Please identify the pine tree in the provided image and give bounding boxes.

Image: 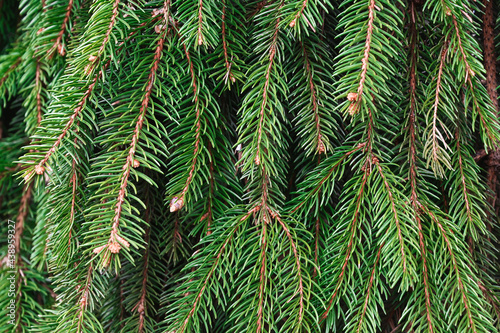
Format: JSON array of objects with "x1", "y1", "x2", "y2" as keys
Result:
[{"x1": 1, "y1": 0, "x2": 500, "y2": 332}]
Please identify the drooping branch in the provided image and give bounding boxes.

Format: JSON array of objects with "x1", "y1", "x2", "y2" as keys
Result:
[
  {"x1": 254, "y1": 7, "x2": 281, "y2": 166},
  {"x1": 407, "y1": 0, "x2": 419, "y2": 204},
  {"x1": 356, "y1": 244, "x2": 382, "y2": 333},
  {"x1": 131, "y1": 225, "x2": 151, "y2": 333},
  {"x1": 102, "y1": 33, "x2": 166, "y2": 253},
  {"x1": 14, "y1": 183, "x2": 33, "y2": 260},
  {"x1": 289, "y1": 0, "x2": 308, "y2": 28},
  {"x1": 35, "y1": 60, "x2": 42, "y2": 124},
  {"x1": 446, "y1": 7, "x2": 498, "y2": 145},
  {"x1": 455, "y1": 136, "x2": 473, "y2": 224},
  {"x1": 169, "y1": 43, "x2": 202, "y2": 212},
  {"x1": 322, "y1": 170, "x2": 369, "y2": 320},
  {"x1": 0, "y1": 57, "x2": 21, "y2": 88},
  {"x1": 50, "y1": 0, "x2": 74, "y2": 57},
  {"x1": 95, "y1": 0, "x2": 121, "y2": 59},
  {"x1": 29, "y1": 67, "x2": 103, "y2": 178},
  {"x1": 313, "y1": 216, "x2": 320, "y2": 278},
  {"x1": 291, "y1": 143, "x2": 366, "y2": 214},
  {"x1": 430, "y1": 39, "x2": 449, "y2": 163},
  {"x1": 256, "y1": 221, "x2": 268, "y2": 333},
  {"x1": 376, "y1": 164, "x2": 408, "y2": 272},
  {"x1": 424, "y1": 207, "x2": 477, "y2": 332},
  {"x1": 221, "y1": 0, "x2": 234, "y2": 83},
  {"x1": 201, "y1": 142, "x2": 215, "y2": 235},
  {"x1": 177, "y1": 223, "x2": 241, "y2": 331},
  {"x1": 301, "y1": 41, "x2": 324, "y2": 154},
  {"x1": 76, "y1": 264, "x2": 94, "y2": 333},
  {"x1": 349, "y1": 0, "x2": 375, "y2": 115},
  {"x1": 451, "y1": 15, "x2": 474, "y2": 80},
  {"x1": 67, "y1": 157, "x2": 77, "y2": 249},
  {"x1": 197, "y1": 0, "x2": 204, "y2": 45},
  {"x1": 276, "y1": 214, "x2": 304, "y2": 325},
  {"x1": 407, "y1": 3, "x2": 433, "y2": 330}
]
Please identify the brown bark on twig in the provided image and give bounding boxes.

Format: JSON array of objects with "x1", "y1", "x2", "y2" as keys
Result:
[{"x1": 482, "y1": 0, "x2": 500, "y2": 216}]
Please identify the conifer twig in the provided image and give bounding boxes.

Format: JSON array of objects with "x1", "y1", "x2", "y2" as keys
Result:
[
  {"x1": 51, "y1": 0, "x2": 74, "y2": 57},
  {"x1": 408, "y1": 4, "x2": 433, "y2": 329},
  {"x1": 349, "y1": 0, "x2": 375, "y2": 115},
  {"x1": 0, "y1": 57, "x2": 21, "y2": 88},
  {"x1": 105, "y1": 30, "x2": 166, "y2": 253},
  {"x1": 255, "y1": 4, "x2": 281, "y2": 166},
  {"x1": 356, "y1": 244, "x2": 383, "y2": 333}
]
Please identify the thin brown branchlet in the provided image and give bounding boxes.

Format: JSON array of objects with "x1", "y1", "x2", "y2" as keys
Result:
[
  {"x1": 169, "y1": 18, "x2": 203, "y2": 213},
  {"x1": 50, "y1": 0, "x2": 74, "y2": 57},
  {"x1": 346, "y1": 0, "x2": 376, "y2": 116}
]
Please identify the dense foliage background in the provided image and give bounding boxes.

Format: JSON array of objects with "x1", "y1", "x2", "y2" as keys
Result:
[{"x1": 1, "y1": 0, "x2": 500, "y2": 332}]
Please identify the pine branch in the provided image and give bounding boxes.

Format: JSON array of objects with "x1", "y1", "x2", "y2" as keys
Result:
[
  {"x1": 349, "y1": 244, "x2": 383, "y2": 333},
  {"x1": 176, "y1": 0, "x2": 220, "y2": 48},
  {"x1": 85, "y1": 10, "x2": 172, "y2": 270},
  {"x1": 20, "y1": 64, "x2": 103, "y2": 181},
  {"x1": 424, "y1": 205, "x2": 495, "y2": 332},
  {"x1": 285, "y1": 0, "x2": 325, "y2": 35},
  {"x1": 209, "y1": 0, "x2": 246, "y2": 89},
  {"x1": 1, "y1": 1, "x2": 500, "y2": 331},
  {"x1": 165, "y1": 209, "x2": 245, "y2": 332},
  {"x1": 321, "y1": 170, "x2": 369, "y2": 322},
  {"x1": 399, "y1": 4, "x2": 436, "y2": 330},
  {"x1": 424, "y1": 38, "x2": 452, "y2": 176},
  {"x1": 50, "y1": 0, "x2": 75, "y2": 57},
  {"x1": 35, "y1": 0, "x2": 81, "y2": 59}
]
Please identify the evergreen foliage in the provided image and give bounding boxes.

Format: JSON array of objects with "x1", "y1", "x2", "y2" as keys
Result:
[{"x1": 1, "y1": 0, "x2": 500, "y2": 332}]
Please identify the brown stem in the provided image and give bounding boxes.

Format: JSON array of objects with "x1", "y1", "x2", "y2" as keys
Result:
[
  {"x1": 35, "y1": 60, "x2": 42, "y2": 124},
  {"x1": 301, "y1": 42, "x2": 324, "y2": 154},
  {"x1": 290, "y1": 0, "x2": 308, "y2": 27},
  {"x1": 256, "y1": 222, "x2": 267, "y2": 333},
  {"x1": 451, "y1": 8, "x2": 497, "y2": 144},
  {"x1": 132, "y1": 219, "x2": 151, "y2": 333},
  {"x1": 482, "y1": 0, "x2": 498, "y2": 111},
  {"x1": 96, "y1": 0, "x2": 120, "y2": 58},
  {"x1": 0, "y1": 57, "x2": 21, "y2": 88},
  {"x1": 15, "y1": 183, "x2": 33, "y2": 259},
  {"x1": 424, "y1": 207, "x2": 477, "y2": 333},
  {"x1": 408, "y1": 3, "x2": 433, "y2": 330},
  {"x1": 51, "y1": 0, "x2": 74, "y2": 57},
  {"x1": 32, "y1": 66, "x2": 103, "y2": 178},
  {"x1": 276, "y1": 214, "x2": 304, "y2": 325},
  {"x1": 221, "y1": 0, "x2": 234, "y2": 83},
  {"x1": 452, "y1": 15, "x2": 474, "y2": 79},
  {"x1": 173, "y1": 43, "x2": 202, "y2": 208},
  {"x1": 197, "y1": 0, "x2": 204, "y2": 45},
  {"x1": 482, "y1": 0, "x2": 499, "y2": 217},
  {"x1": 356, "y1": 244, "x2": 383, "y2": 333},
  {"x1": 322, "y1": 100, "x2": 376, "y2": 321},
  {"x1": 313, "y1": 216, "x2": 320, "y2": 278},
  {"x1": 67, "y1": 158, "x2": 77, "y2": 249},
  {"x1": 204, "y1": 143, "x2": 215, "y2": 235},
  {"x1": 12, "y1": 183, "x2": 33, "y2": 332},
  {"x1": 322, "y1": 170, "x2": 368, "y2": 321},
  {"x1": 76, "y1": 264, "x2": 93, "y2": 333},
  {"x1": 376, "y1": 164, "x2": 407, "y2": 272},
  {"x1": 351, "y1": 0, "x2": 375, "y2": 114},
  {"x1": 255, "y1": 4, "x2": 282, "y2": 165},
  {"x1": 431, "y1": 39, "x2": 449, "y2": 162},
  {"x1": 108, "y1": 32, "x2": 166, "y2": 250}
]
